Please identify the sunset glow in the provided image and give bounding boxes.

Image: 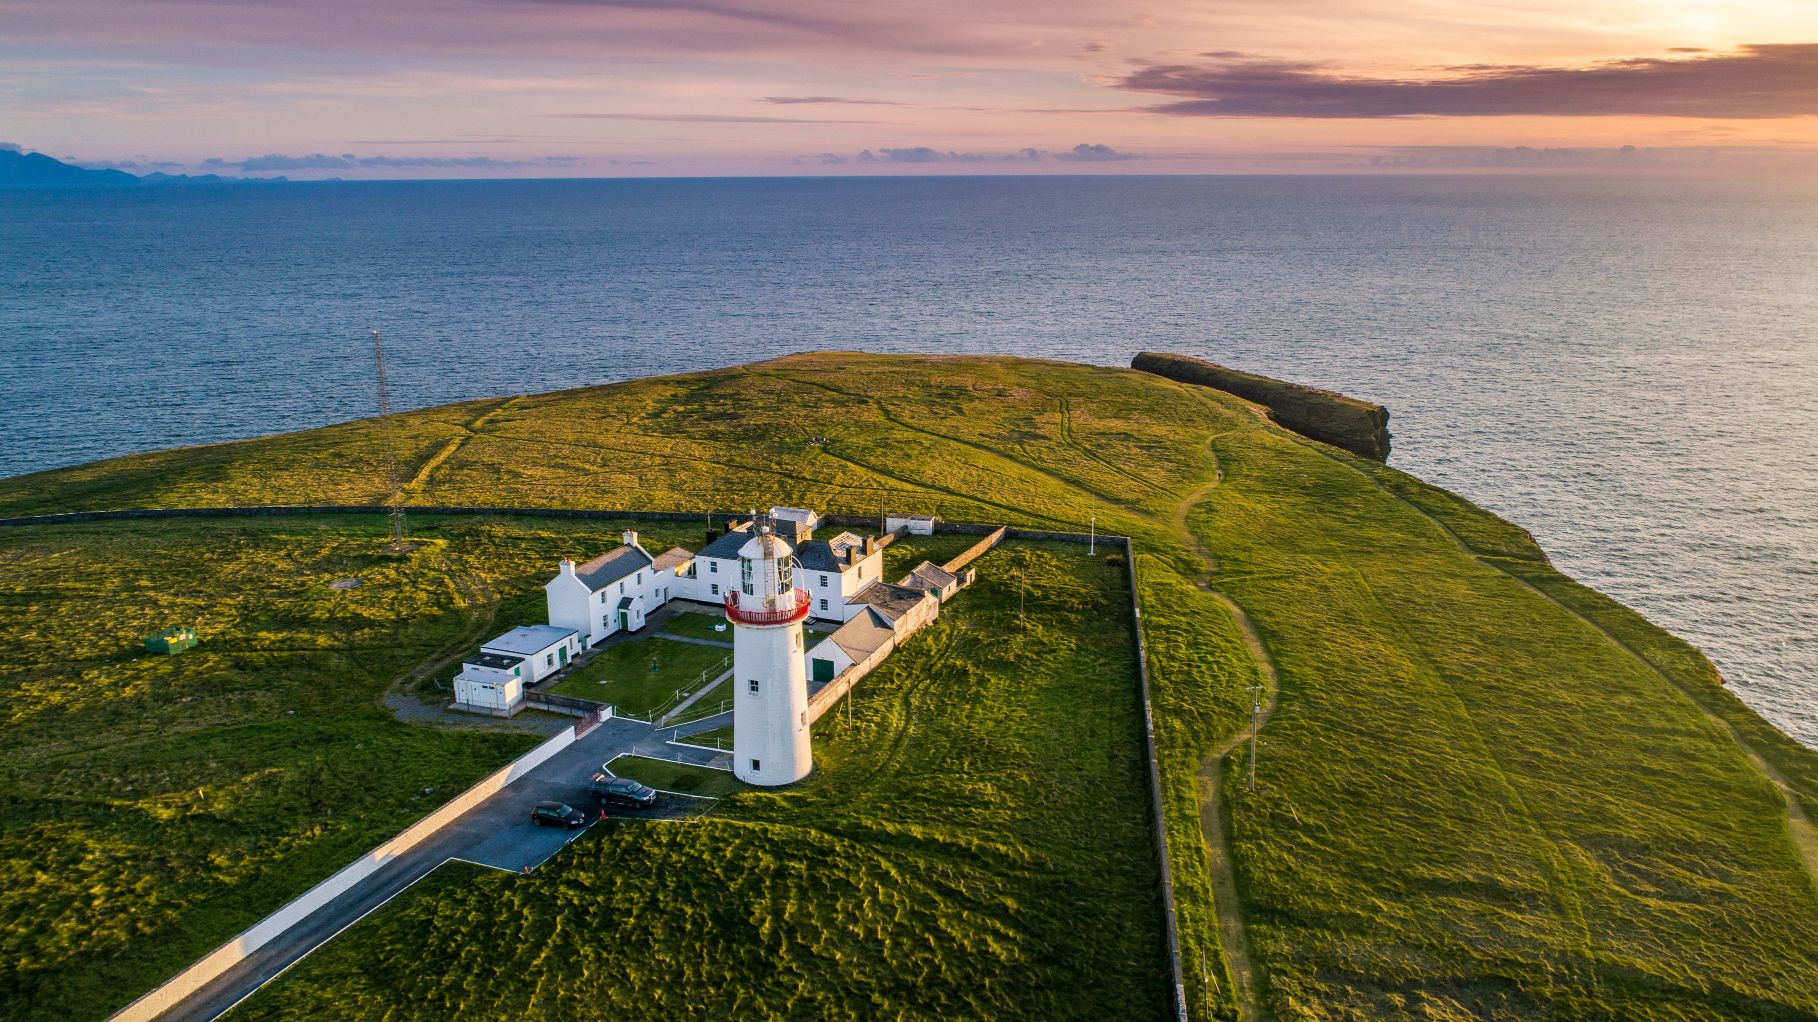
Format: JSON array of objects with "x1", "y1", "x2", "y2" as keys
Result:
[{"x1": 5, "y1": 0, "x2": 1817, "y2": 175}]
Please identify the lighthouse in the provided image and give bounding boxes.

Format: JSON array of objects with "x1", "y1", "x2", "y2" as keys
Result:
[{"x1": 726, "y1": 515, "x2": 813, "y2": 786}]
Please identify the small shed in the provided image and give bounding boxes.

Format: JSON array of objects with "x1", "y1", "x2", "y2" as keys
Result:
[{"x1": 145, "y1": 626, "x2": 199, "y2": 655}]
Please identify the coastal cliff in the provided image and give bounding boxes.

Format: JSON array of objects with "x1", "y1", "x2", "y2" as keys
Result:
[{"x1": 1132, "y1": 351, "x2": 1392, "y2": 461}]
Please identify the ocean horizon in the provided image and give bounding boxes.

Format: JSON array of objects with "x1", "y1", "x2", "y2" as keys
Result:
[{"x1": 4, "y1": 173, "x2": 1815, "y2": 745}]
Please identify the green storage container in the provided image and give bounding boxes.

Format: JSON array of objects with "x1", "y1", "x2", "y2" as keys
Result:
[{"x1": 146, "y1": 626, "x2": 199, "y2": 655}]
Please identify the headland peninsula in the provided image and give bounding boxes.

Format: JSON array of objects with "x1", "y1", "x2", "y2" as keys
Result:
[{"x1": 2, "y1": 352, "x2": 1814, "y2": 1022}]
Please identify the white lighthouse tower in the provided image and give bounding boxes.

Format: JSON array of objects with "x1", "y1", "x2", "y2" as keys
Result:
[{"x1": 726, "y1": 514, "x2": 813, "y2": 786}]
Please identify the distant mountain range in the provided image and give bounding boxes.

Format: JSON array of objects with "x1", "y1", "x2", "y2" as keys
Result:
[{"x1": 0, "y1": 149, "x2": 285, "y2": 187}]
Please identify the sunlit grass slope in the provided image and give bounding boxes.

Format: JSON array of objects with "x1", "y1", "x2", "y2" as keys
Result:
[
  {"x1": 0, "y1": 515, "x2": 702, "y2": 1022},
  {"x1": 5, "y1": 352, "x2": 1816, "y2": 1020},
  {"x1": 229, "y1": 543, "x2": 1170, "y2": 1022}
]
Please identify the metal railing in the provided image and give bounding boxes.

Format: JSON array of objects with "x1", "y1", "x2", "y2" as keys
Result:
[{"x1": 723, "y1": 589, "x2": 811, "y2": 625}]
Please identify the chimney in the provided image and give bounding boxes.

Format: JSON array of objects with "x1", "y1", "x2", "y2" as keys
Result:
[
  {"x1": 622, "y1": 529, "x2": 639, "y2": 549},
  {"x1": 864, "y1": 536, "x2": 876, "y2": 555},
  {"x1": 559, "y1": 558, "x2": 576, "y2": 576},
  {"x1": 705, "y1": 528, "x2": 720, "y2": 545},
  {"x1": 847, "y1": 545, "x2": 859, "y2": 567}
]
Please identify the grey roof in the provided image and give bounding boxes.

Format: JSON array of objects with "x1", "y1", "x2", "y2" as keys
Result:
[
  {"x1": 650, "y1": 547, "x2": 694, "y2": 573},
  {"x1": 848, "y1": 581, "x2": 930, "y2": 623},
  {"x1": 826, "y1": 608, "x2": 895, "y2": 659},
  {"x1": 797, "y1": 532, "x2": 868, "y2": 573},
  {"x1": 572, "y1": 545, "x2": 653, "y2": 590},
  {"x1": 617, "y1": 595, "x2": 634, "y2": 610},
  {"x1": 900, "y1": 561, "x2": 958, "y2": 591},
  {"x1": 483, "y1": 624, "x2": 577, "y2": 656},
  {"x1": 697, "y1": 524, "x2": 752, "y2": 560},
  {"x1": 465, "y1": 651, "x2": 523, "y2": 670}
]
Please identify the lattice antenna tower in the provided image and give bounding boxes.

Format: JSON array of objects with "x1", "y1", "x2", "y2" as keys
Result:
[{"x1": 371, "y1": 330, "x2": 407, "y2": 544}]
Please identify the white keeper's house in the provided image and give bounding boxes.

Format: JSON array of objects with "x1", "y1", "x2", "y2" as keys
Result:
[{"x1": 546, "y1": 529, "x2": 695, "y2": 648}]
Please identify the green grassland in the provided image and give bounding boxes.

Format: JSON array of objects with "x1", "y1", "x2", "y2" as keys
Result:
[
  {"x1": 543, "y1": 636, "x2": 731, "y2": 717},
  {"x1": 5, "y1": 351, "x2": 1817, "y2": 1020},
  {"x1": 0, "y1": 514, "x2": 702, "y2": 1021},
  {"x1": 654, "y1": 607, "x2": 734, "y2": 642},
  {"x1": 228, "y1": 542, "x2": 1169, "y2": 1021},
  {"x1": 603, "y1": 755, "x2": 742, "y2": 798}
]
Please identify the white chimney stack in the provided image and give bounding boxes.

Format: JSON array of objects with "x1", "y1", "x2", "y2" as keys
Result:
[
  {"x1": 559, "y1": 558, "x2": 576, "y2": 576},
  {"x1": 622, "y1": 529, "x2": 639, "y2": 548}
]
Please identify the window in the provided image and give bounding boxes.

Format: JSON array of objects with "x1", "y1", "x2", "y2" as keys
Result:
[
  {"x1": 599, "y1": 592, "x2": 607, "y2": 604},
  {"x1": 819, "y1": 598, "x2": 828, "y2": 611},
  {"x1": 819, "y1": 574, "x2": 828, "y2": 587},
  {"x1": 748, "y1": 678, "x2": 760, "y2": 693},
  {"x1": 800, "y1": 711, "x2": 807, "y2": 726},
  {"x1": 751, "y1": 758, "x2": 760, "y2": 772},
  {"x1": 636, "y1": 572, "x2": 643, "y2": 584},
  {"x1": 709, "y1": 561, "x2": 718, "y2": 573},
  {"x1": 619, "y1": 581, "x2": 625, "y2": 594},
  {"x1": 710, "y1": 583, "x2": 719, "y2": 596},
  {"x1": 603, "y1": 614, "x2": 610, "y2": 628},
  {"x1": 545, "y1": 653, "x2": 555, "y2": 667}
]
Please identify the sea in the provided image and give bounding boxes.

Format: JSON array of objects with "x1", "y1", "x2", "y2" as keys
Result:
[{"x1": 3, "y1": 175, "x2": 1815, "y2": 745}]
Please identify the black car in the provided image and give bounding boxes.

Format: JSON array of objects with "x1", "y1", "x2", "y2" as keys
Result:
[
  {"x1": 529, "y1": 800, "x2": 587, "y2": 828},
  {"x1": 590, "y1": 774, "x2": 659, "y2": 810}
]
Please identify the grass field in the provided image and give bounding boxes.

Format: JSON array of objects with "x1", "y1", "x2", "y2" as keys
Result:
[
  {"x1": 6, "y1": 352, "x2": 1817, "y2": 1021},
  {"x1": 544, "y1": 636, "x2": 731, "y2": 717},
  {"x1": 654, "y1": 608, "x2": 734, "y2": 643},
  {"x1": 227, "y1": 542, "x2": 1172, "y2": 1021},
  {"x1": 604, "y1": 755, "x2": 741, "y2": 798},
  {"x1": 0, "y1": 513, "x2": 702, "y2": 1022}
]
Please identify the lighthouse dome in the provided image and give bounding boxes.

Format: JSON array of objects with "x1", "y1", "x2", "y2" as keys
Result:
[{"x1": 737, "y1": 529, "x2": 794, "y2": 561}]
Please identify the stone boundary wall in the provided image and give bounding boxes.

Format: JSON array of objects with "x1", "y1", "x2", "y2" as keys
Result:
[
  {"x1": 16, "y1": 504, "x2": 1189, "y2": 1022},
  {"x1": 939, "y1": 526, "x2": 1007, "y2": 574},
  {"x1": 106, "y1": 724, "x2": 581, "y2": 1022},
  {"x1": 1124, "y1": 536, "x2": 1191, "y2": 1022}
]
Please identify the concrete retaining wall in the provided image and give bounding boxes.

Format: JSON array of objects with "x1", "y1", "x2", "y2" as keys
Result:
[{"x1": 107, "y1": 725, "x2": 580, "y2": 1022}]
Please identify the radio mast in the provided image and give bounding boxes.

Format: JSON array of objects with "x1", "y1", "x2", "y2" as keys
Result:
[{"x1": 371, "y1": 329, "x2": 407, "y2": 546}]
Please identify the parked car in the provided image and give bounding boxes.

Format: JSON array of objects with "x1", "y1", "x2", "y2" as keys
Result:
[
  {"x1": 529, "y1": 800, "x2": 587, "y2": 828},
  {"x1": 590, "y1": 774, "x2": 659, "y2": 810}
]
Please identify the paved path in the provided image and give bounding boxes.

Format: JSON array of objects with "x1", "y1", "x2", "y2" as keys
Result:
[
  {"x1": 658, "y1": 634, "x2": 734, "y2": 649},
  {"x1": 150, "y1": 717, "x2": 723, "y2": 1022}
]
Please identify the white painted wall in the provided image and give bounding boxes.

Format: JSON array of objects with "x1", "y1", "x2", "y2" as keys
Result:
[
  {"x1": 886, "y1": 515, "x2": 937, "y2": 536},
  {"x1": 453, "y1": 672, "x2": 522, "y2": 711}
]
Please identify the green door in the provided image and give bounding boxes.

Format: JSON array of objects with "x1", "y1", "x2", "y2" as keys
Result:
[
  {"x1": 558, "y1": 646, "x2": 569, "y2": 665},
  {"x1": 812, "y1": 658, "x2": 835, "y2": 683},
  {"x1": 618, "y1": 610, "x2": 630, "y2": 631}
]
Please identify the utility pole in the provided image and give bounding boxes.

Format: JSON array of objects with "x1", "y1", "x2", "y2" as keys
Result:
[
  {"x1": 1017, "y1": 567, "x2": 1026, "y2": 629},
  {"x1": 370, "y1": 330, "x2": 406, "y2": 547},
  {"x1": 1247, "y1": 683, "x2": 1265, "y2": 791}
]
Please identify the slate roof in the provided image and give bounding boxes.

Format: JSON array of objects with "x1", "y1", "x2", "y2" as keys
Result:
[
  {"x1": 825, "y1": 608, "x2": 895, "y2": 659},
  {"x1": 797, "y1": 531, "x2": 869, "y2": 573},
  {"x1": 650, "y1": 546, "x2": 694, "y2": 573},
  {"x1": 697, "y1": 523, "x2": 752, "y2": 560},
  {"x1": 847, "y1": 581, "x2": 930, "y2": 623},
  {"x1": 484, "y1": 624, "x2": 577, "y2": 656},
  {"x1": 617, "y1": 595, "x2": 635, "y2": 610},
  {"x1": 573, "y1": 545, "x2": 652, "y2": 591},
  {"x1": 900, "y1": 561, "x2": 958, "y2": 592}
]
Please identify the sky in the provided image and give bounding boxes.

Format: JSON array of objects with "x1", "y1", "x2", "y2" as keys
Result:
[{"x1": 4, "y1": 0, "x2": 1817, "y2": 177}]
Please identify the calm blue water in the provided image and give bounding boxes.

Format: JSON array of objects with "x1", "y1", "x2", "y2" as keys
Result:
[{"x1": 3, "y1": 176, "x2": 1816, "y2": 744}]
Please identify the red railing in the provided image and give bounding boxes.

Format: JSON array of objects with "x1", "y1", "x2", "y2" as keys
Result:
[{"x1": 724, "y1": 589, "x2": 811, "y2": 626}]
